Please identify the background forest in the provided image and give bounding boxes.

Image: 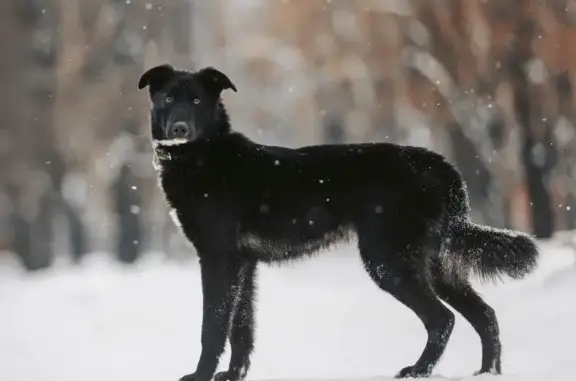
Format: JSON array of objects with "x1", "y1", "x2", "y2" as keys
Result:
[{"x1": 1, "y1": 0, "x2": 575, "y2": 270}]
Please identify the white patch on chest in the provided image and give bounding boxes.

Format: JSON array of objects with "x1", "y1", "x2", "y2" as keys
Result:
[{"x1": 169, "y1": 208, "x2": 183, "y2": 228}]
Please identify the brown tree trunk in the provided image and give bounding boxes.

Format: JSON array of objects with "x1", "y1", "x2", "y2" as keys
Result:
[{"x1": 508, "y1": 9, "x2": 556, "y2": 238}]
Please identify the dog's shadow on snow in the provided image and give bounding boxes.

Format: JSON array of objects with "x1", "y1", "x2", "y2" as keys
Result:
[{"x1": 250, "y1": 375, "x2": 471, "y2": 381}]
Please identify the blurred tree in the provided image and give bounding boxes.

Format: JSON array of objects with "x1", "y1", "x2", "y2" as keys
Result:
[
  {"x1": 323, "y1": 116, "x2": 347, "y2": 144},
  {"x1": 3, "y1": 0, "x2": 576, "y2": 269},
  {"x1": 52, "y1": 0, "x2": 184, "y2": 260},
  {"x1": 508, "y1": 2, "x2": 556, "y2": 238},
  {"x1": 0, "y1": 0, "x2": 98, "y2": 269},
  {"x1": 1, "y1": 0, "x2": 58, "y2": 270},
  {"x1": 112, "y1": 164, "x2": 142, "y2": 264}
]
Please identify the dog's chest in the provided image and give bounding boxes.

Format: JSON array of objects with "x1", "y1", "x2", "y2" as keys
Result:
[
  {"x1": 156, "y1": 167, "x2": 206, "y2": 231},
  {"x1": 156, "y1": 164, "x2": 208, "y2": 203}
]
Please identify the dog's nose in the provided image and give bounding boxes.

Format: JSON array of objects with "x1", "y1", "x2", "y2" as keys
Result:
[{"x1": 171, "y1": 122, "x2": 189, "y2": 138}]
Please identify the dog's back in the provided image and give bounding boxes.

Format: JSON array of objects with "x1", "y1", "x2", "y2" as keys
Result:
[{"x1": 156, "y1": 133, "x2": 459, "y2": 259}]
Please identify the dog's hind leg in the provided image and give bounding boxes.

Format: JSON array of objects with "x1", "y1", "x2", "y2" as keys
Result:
[
  {"x1": 359, "y1": 240, "x2": 455, "y2": 378},
  {"x1": 431, "y1": 266, "x2": 502, "y2": 376},
  {"x1": 214, "y1": 260, "x2": 258, "y2": 381}
]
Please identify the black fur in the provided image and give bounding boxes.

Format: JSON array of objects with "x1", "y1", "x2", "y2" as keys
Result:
[{"x1": 138, "y1": 64, "x2": 540, "y2": 381}]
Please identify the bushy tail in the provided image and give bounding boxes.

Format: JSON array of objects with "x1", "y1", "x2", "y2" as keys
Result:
[{"x1": 441, "y1": 219, "x2": 540, "y2": 282}]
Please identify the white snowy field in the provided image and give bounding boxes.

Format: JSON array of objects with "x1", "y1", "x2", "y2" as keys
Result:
[{"x1": 0, "y1": 241, "x2": 575, "y2": 381}]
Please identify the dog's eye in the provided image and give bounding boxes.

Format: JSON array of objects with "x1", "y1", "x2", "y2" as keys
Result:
[
  {"x1": 193, "y1": 99, "x2": 201, "y2": 105},
  {"x1": 165, "y1": 96, "x2": 174, "y2": 104}
]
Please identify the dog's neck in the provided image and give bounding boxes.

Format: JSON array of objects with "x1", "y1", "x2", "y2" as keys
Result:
[
  {"x1": 152, "y1": 130, "x2": 253, "y2": 171},
  {"x1": 153, "y1": 134, "x2": 224, "y2": 161},
  {"x1": 152, "y1": 136, "x2": 218, "y2": 173}
]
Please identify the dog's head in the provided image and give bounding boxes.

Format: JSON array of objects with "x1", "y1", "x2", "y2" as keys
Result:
[{"x1": 138, "y1": 64, "x2": 237, "y2": 145}]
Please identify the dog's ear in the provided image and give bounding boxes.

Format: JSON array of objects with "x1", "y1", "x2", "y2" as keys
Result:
[
  {"x1": 138, "y1": 64, "x2": 175, "y2": 93},
  {"x1": 196, "y1": 67, "x2": 237, "y2": 97}
]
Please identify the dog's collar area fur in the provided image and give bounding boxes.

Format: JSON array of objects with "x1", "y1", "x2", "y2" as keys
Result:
[
  {"x1": 152, "y1": 132, "x2": 248, "y2": 161},
  {"x1": 152, "y1": 139, "x2": 192, "y2": 162},
  {"x1": 153, "y1": 138, "x2": 189, "y2": 147},
  {"x1": 152, "y1": 136, "x2": 221, "y2": 165}
]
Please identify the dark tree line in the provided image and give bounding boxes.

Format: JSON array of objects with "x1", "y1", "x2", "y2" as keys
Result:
[
  {"x1": 0, "y1": 0, "x2": 190, "y2": 270},
  {"x1": 2, "y1": 0, "x2": 575, "y2": 271}
]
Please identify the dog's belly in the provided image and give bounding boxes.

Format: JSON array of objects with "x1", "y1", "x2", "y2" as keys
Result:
[
  {"x1": 237, "y1": 202, "x2": 357, "y2": 261},
  {"x1": 237, "y1": 224, "x2": 354, "y2": 261}
]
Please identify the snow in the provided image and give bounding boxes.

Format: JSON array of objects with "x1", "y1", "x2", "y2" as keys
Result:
[{"x1": 0, "y1": 241, "x2": 575, "y2": 381}]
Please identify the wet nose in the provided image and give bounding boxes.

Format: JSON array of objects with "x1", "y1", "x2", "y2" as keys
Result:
[{"x1": 171, "y1": 122, "x2": 189, "y2": 138}]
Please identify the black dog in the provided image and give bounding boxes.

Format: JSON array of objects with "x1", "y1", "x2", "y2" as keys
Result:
[{"x1": 138, "y1": 64, "x2": 540, "y2": 381}]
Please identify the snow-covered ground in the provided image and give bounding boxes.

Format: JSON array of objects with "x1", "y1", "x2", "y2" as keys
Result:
[{"x1": 0, "y1": 241, "x2": 575, "y2": 381}]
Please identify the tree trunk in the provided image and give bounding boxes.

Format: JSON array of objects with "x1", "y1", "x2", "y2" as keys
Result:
[
  {"x1": 112, "y1": 164, "x2": 143, "y2": 264},
  {"x1": 447, "y1": 124, "x2": 493, "y2": 224},
  {"x1": 509, "y1": 17, "x2": 555, "y2": 238},
  {"x1": 323, "y1": 117, "x2": 347, "y2": 144},
  {"x1": 1, "y1": 0, "x2": 61, "y2": 270}
]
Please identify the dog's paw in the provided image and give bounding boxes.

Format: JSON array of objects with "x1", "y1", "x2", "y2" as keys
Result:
[
  {"x1": 473, "y1": 368, "x2": 502, "y2": 376},
  {"x1": 214, "y1": 371, "x2": 233, "y2": 381},
  {"x1": 214, "y1": 370, "x2": 245, "y2": 381},
  {"x1": 395, "y1": 365, "x2": 431, "y2": 379},
  {"x1": 179, "y1": 373, "x2": 197, "y2": 381}
]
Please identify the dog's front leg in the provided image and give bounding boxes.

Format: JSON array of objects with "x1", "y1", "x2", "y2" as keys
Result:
[
  {"x1": 180, "y1": 257, "x2": 243, "y2": 381},
  {"x1": 214, "y1": 260, "x2": 257, "y2": 381}
]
